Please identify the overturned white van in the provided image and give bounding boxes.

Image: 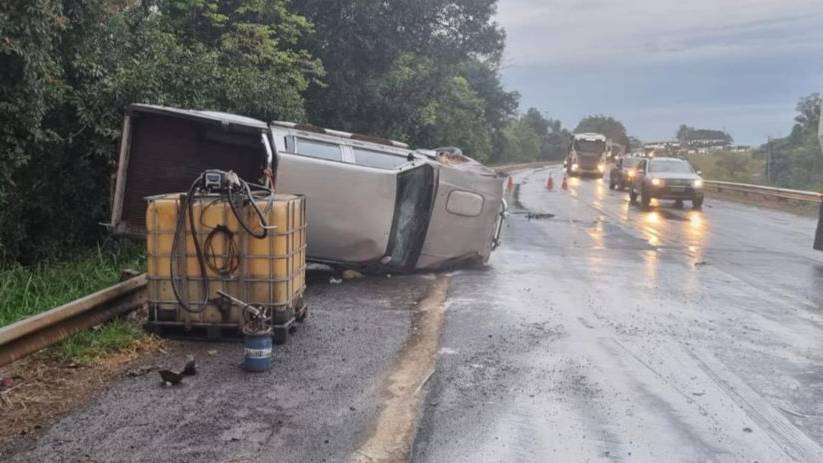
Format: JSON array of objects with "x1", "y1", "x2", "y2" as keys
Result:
[{"x1": 110, "y1": 104, "x2": 505, "y2": 272}]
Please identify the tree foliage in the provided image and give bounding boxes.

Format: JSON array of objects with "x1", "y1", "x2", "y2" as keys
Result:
[
  {"x1": 760, "y1": 93, "x2": 822, "y2": 191},
  {"x1": 499, "y1": 108, "x2": 571, "y2": 163},
  {"x1": 290, "y1": 0, "x2": 515, "y2": 162},
  {"x1": 0, "y1": 0, "x2": 320, "y2": 262},
  {"x1": 676, "y1": 125, "x2": 733, "y2": 144},
  {"x1": 574, "y1": 115, "x2": 629, "y2": 148}
]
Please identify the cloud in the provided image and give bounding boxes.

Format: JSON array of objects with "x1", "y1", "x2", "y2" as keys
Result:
[
  {"x1": 496, "y1": 0, "x2": 823, "y2": 145},
  {"x1": 498, "y1": 0, "x2": 823, "y2": 66}
]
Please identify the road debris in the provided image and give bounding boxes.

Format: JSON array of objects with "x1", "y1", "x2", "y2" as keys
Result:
[
  {"x1": 181, "y1": 355, "x2": 196, "y2": 376},
  {"x1": 158, "y1": 355, "x2": 197, "y2": 386},
  {"x1": 342, "y1": 269, "x2": 364, "y2": 280},
  {"x1": 330, "y1": 277, "x2": 343, "y2": 285},
  {"x1": 159, "y1": 370, "x2": 183, "y2": 386}
]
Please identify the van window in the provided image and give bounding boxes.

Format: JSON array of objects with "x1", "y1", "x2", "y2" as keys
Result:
[
  {"x1": 295, "y1": 138, "x2": 343, "y2": 161},
  {"x1": 353, "y1": 147, "x2": 409, "y2": 169}
]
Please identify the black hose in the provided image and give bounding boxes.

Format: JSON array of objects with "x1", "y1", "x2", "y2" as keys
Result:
[
  {"x1": 227, "y1": 180, "x2": 268, "y2": 239},
  {"x1": 204, "y1": 225, "x2": 240, "y2": 276},
  {"x1": 170, "y1": 170, "x2": 272, "y2": 313},
  {"x1": 170, "y1": 174, "x2": 210, "y2": 314}
]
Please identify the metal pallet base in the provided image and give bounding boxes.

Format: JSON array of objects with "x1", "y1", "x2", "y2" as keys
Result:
[{"x1": 145, "y1": 305, "x2": 307, "y2": 343}]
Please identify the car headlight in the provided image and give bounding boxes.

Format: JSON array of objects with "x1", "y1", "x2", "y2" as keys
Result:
[
  {"x1": 651, "y1": 178, "x2": 662, "y2": 186},
  {"x1": 627, "y1": 170, "x2": 635, "y2": 178},
  {"x1": 572, "y1": 163, "x2": 579, "y2": 171},
  {"x1": 597, "y1": 164, "x2": 606, "y2": 172},
  {"x1": 693, "y1": 179, "x2": 703, "y2": 188}
]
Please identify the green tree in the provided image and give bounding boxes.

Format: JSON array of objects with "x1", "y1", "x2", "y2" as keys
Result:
[
  {"x1": 676, "y1": 125, "x2": 693, "y2": 144},
  {"x1": 501, "y1": 118, "x2": 541, "y2": 163},
  {"x1": 0, "y1": 0, "x2": 321, "y2": 262},
  {"x1": 760, "y1": 93, "x2": 822, "y2": 190},
  {"x1": 498, "y1": 108, "x2": 571, "y2": 163},
  {"x1": 575, "y1": 115, "x2": 629, "y2": 148},
  {"x1": 291, "y1": 0, "x2": 513, "y2": 160}
]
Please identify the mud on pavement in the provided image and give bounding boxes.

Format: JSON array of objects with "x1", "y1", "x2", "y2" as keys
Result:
[
  {"x1": 352, "y1": 275, "x2": 450, "y2": 462},
  {"x1": 1, "y1": 273, "x2": 442, "y2": 463}
]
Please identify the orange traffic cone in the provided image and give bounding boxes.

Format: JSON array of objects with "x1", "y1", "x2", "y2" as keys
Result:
[
  {"x1": 546, "y1": 174, "x2": 554, "y2": 191},
  {"x1": 561, "y1": 175, "x2": 568, "y2": 190},
  {"x1": 506, "y1": 176, "x2": 514, "y2": 192}
]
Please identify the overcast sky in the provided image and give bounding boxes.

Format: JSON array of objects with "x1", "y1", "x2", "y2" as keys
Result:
[{"x1": 495, "y1": 0, "x2": 823, "y2": 145}]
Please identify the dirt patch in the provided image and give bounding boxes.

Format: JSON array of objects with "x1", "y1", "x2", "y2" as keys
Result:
[
  {"x1": 351, "y1": 275, "x2": 451, "y2": 462},
  {"x1": 0, "y1": 335, "x2": 162, "y2": 444}
]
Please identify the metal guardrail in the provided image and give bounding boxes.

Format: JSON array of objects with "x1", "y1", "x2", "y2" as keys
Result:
[
  {"x1": 0, "y1": 274, "x2": 147, "y2": 367},
  {"x1": 704, "y1": 180, "x2": 822, "y2": 204},
  {"x1": 492, "y1": 161, "x2": 555, "y2": 175}
]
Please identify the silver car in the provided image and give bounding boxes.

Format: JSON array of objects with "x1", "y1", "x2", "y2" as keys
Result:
[
  {"x1": 629, "y1": 157, "x2": 705, "y2": 209},
  {"x1": 110, "y1": 104, "x2": 505, "y2": 272}
]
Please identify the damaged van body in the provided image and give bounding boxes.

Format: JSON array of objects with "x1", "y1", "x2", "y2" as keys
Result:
[{"x1": 110, "y1": 104, "x2": 505, "y2": 272}]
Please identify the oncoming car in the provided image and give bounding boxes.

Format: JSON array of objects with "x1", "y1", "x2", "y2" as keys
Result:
[
  {"x1": 609, "y1": 156, "x2": 643, "y2": 190},
  {"x1": 628, "y1": 157, "x2": 704, "y2": 209}
]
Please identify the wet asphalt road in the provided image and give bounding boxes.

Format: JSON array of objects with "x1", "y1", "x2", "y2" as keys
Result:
[
  {"x1": 5, "y1": 165, "x2": 823, "y2": 462},
  {"x1": 413, "y1": 166, "x2": 823, "y2": 462}
]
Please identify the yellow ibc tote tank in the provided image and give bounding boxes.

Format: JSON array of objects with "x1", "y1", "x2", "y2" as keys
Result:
[{"x1": 145, "y1": 191, "x2": 306, "y2": 341}]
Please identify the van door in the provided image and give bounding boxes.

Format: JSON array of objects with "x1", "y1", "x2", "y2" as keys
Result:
[{"x1": 110, "y1": 104, "x2": 270, "y2": 236}]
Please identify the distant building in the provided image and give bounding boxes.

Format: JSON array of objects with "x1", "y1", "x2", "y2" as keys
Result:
[
  {"x1": 644, "y1": 140, "x2": 680, "y2": 149},
  {"x1": 642, "y1": 140, "x2": 680, "y2": 156}
]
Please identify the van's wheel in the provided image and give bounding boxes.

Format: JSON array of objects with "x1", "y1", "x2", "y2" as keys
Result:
[
  {"x1": 675, "y1": 200, "x2": 684, "y2": 208},
  {"x1": 609, "y1": 181, "x2": 615, "y2": 190},
  {"x1": 693, "y1": 197, "x2": 704, "y2": 209},
  {"x1": 629, "y1": 188, "x2": 638, "y2": 204},
  {"x1": 641, "y1": 188, "x2": 651, "y2": 209}
]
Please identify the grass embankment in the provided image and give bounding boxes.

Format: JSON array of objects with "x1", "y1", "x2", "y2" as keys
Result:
[
  {"x1": 686, "y1": 151, "x2": 819, "y2": 216},
  {"x1": 0, "y1": 241, "x2": 147, "y2": 363},
  {"x1": 686, "y1": 151, "x2": 767, "y2": 185}
]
